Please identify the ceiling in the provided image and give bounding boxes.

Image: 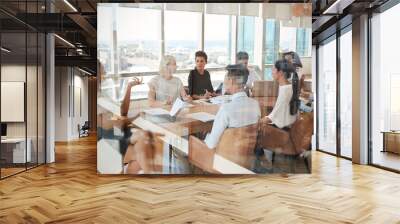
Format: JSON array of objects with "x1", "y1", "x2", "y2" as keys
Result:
[
  {"x1": 312, "y1": 0, "x2": 390, "y2": 44},
  {"x1": 1, "y1": 0, "x2": 394, "y2": 72}
]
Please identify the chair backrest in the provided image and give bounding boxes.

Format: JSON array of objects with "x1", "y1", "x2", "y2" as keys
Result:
[
  {"x1": 216, "y1": 123, "x2": 258, "y2": 168},
  {"x1": 252, "y1": 81, "x2": 279, "y2": 97},
  {"x1": 289, "y1": 112, "x2": 314, "y2": 154},
  {"x1": 189, "y1": 136, "x2": 216, "y2": 173}
]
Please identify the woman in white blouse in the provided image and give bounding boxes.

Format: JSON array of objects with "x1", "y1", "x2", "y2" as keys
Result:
[
  {"x1": 148, "y1": 55, "x2": 192, "y2": 106},
  {"x1": 261, "y1": 59, "x2": 300, "y2": 129}
]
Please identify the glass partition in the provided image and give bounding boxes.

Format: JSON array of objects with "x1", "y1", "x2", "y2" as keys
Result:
[
  {"x1": 0, "y1": 1, "x2": 46, "y2": 179},
  {"x1": 370, "y1": 3, "x2": 400, "y2": 171},
  {"x1": 317, "y1": 37, "x2": 337, "y2": 155},
  {"x1": 1, "y1": 31, "x2": 28, "y2": 177}
]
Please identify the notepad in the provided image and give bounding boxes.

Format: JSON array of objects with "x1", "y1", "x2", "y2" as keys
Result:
[{"x1": 187, "y1": 112, "x2": 215, "y2": 122}]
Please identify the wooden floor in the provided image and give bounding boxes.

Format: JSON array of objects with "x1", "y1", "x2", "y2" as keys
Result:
[
  {"x1": 1, "y1": 136, "x2": 400, "y2": 223},
  {"x1": 372, "y1": 150, "x2": 400, "y2": 171}
]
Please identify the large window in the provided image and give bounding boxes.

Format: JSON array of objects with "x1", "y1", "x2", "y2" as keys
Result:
[
  {"x1": 204, "y1": 14, "x2": 234, "y2": 68},
  {"x1": 263, "y1": 19, "x2": 278, "y2": 80},
  {"x1": 237, "y1": 16, "x2": 255, "y2": 64},
  {"x1": 339, "y1": 28, "x2": 352, "y2": 158},
  {"x1": 263, "y1": 20, "x2": 311, "y2": 80},
  {"x1": 296, "y1": 28, "x2": 312, "y2": 57},
  {"x1": 97, "y1": 5, "x2": 113, "y2": 74},
  {"x1": 279, "y1": 25, "x2": 297, "y2": 53},
  {"x1": 116, "y1": 7, "x2": 162, "y2": 74},
  {"x1": 371, "y1": 3, "x2": 400, "y2": 171},
  {"x1": 165, "y1": 10, "x2": 202, "y2": 70},
  {"x1": 317, "y1": 37, "x2": 337, "y2": 155},
  {"x1": 97, "y1": 3, "x2": 312, "y2": 100}
]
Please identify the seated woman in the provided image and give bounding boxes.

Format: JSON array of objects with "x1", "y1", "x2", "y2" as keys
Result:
[
  {"x1": 261, "y1": 59, "x2": 300, "y2": 130},
  {"x1": 148, "y1": 55, "x2": 192, "y2": 106},
  {"x1": 254, "y1": 59, "x2": 300, "y2": 171},
  {"x1": 119, "y1": 77, "x2": 162, "y2": 174},
  {"x1": 188, "y1": 51, "x2": 217, "y2": 99},
  {"x1": 123, "y1": 129, "x2": 161, "y2": 174}
]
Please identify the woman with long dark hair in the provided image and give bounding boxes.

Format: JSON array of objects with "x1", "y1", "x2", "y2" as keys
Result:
[{"x1": 261, "y1": 59, "x2": 300, "y2": 129}]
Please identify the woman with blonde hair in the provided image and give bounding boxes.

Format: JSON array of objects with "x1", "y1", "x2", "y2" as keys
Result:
[{"x1": 148, "y1": 55, "x2": 192, "y2": 106}]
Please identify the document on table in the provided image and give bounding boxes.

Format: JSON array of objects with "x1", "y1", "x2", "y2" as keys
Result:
[
  {"x1": 143, "y1": 108, "x2": 170, "y2": 116},
  {"x1": 209, "y1": 95, "x2": 232, "y2": 104},
  {"x1": 170, "y1": 98, "x2": 186, "y2": 117},
  {"x1": 186, "y1": 112, "x2": 215, "y2": 122}
]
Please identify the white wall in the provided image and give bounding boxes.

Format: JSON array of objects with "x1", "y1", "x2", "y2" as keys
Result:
[{"x1": 55, "y1": 67, "x2": 89, "y2": 141}]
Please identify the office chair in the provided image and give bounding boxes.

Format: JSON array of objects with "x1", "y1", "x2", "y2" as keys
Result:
[
  {"x1": 79, "y1": 121, "x2": 90, "y2": 138},
  {"x1": 258, "y1": 112, "x2": 313, "y2": 173},
  {"x1": 189, "y1": 123, "x2": 259, "y2": 173}
]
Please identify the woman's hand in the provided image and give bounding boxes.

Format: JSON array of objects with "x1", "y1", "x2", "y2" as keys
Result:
[
  {"x1": 260, "y1": 116, "x2": 271, "y2": 126},
  {"x1": 183, "y1": 95, "x2": 193, "y2": 102},
  {"x1": 165, "y1": 96, "x2": 173, "y2": 105},
  {"x1": 204, "y1": 90, "x2": 212, "y2": 99},
  {"x1": 127, "y1": 77, "x2": 143, "y2": 88},
  {"x1": 210, "y1": 92, "x2": 218, "y2": 97}
]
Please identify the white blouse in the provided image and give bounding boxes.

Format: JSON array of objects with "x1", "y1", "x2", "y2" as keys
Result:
[{"x1": 267, "y1": 84, "x2": 297, "y2": 128}]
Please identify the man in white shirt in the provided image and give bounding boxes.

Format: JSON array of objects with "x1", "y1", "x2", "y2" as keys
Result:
[
  {"x1": 204, "y1": 64, "x2": 261, "y2": 149},
  {"x1": 236, "y1": 51, "x2": 261, "y2": 89}
]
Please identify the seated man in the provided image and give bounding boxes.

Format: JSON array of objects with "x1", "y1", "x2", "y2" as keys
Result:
[
  {"x1": 204, "y1": 64, "x2": 261, "y2": 149},
  {"x1": 236, "y1": 51, "x2": 262, "y2": 89}
]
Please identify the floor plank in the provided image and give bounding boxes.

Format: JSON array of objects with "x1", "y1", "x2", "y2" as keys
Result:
[{"x1": 0, "y1": 135, "x2": 399, "y2": 223}]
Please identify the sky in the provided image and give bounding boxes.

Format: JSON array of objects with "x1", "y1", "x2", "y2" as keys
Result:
[{"x1": 98, "y1": 6, "x2": 233, "y2": 44}]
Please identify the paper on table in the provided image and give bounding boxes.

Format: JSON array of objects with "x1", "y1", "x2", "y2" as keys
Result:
[
  {"x1": 209, "y1": 95, "x2": 232, "y2": 104},
  {"x1": 169, "y1": 98, "x2": 186, "y2": 117},
  {"x1": 144, "y1": 108, "x2": 170, "y2": 116},
  {"x1": 187, "y1": 112, "x2": 215, "y2": 122}
]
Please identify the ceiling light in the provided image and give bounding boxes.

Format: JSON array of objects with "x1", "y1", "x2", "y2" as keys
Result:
[
  {"x1": 54, "y1": 34, "x2": 75, "y2": 48},
  {"x1": 63, "y1": 0, "x2": 78, "y2": 12},
  {"x1": 78, "y1": 67, "x2": 93, "y2": 76},
  {"x1": 323, "y1": 0, "x2": 355, "y2": 15},
  {"x1": 1, "y1": 47, "x2": 11, "y2": 53}
]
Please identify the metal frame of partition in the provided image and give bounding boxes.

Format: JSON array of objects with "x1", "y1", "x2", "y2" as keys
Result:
[{"x1": 0, "y1": 0, "x2": 47, "y2": 180}]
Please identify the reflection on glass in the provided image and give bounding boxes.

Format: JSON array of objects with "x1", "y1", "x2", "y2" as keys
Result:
[
  {"x1": 371, "y1": 3, "x2": 400, "y2": 171},
  {"x1": 296, "y1": 28, "x2": 312, "y2": 57},
  {"x1": 117, "y1": 7, "x2": 162, "y2": 74},
  {"x1": 97, "y1": 5, "x2": 113, "y2": 74},
  {"x1": 38, "y1": 33, "x2": 46, "y2": 165},
  {"x1": 264, "y1": 19, "x2": 277, "y2": 64},
  {"x1": 27, "y1": 32, "x2": 38, "y2": 169},
  {"x1": 165, "y1": 10, "x2": 201, "y2": 70},
  {"x1": 1, "y1": 31, "x2": 28, "y2": 177},
  {"x1": 238, "y1": 16, "x2": 255, "y2": 64},
  {"x1": 318, "y1": 38, "x2": 337, "y2": 154},
  {"x1": 340, "y1": 30, "x2": 352, "y2": 158},
  {"x1": 204, "y1": 14, "x2": 234, "y2": 68},
  {"x1": 264, "y1": 67, "x2": 273, "y2": 80},
  {"x1": 279, "y1": 24, "x2": 297, "y2": 53}
]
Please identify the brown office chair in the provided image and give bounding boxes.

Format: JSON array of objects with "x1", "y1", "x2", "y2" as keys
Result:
[
  {"x1": 123, "y1": 130, "x2": 164, "y2": 174},
  {"x1": 189, "y1": 123, "x2": 259, "y2": 173},
  {"x1": 258, "y1": 112, "x2": 313, "y2": 172}
]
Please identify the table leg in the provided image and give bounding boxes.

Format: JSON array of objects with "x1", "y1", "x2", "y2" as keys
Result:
[{"x1": 169, "y1": 144, "x2": 173, "y2": 173}]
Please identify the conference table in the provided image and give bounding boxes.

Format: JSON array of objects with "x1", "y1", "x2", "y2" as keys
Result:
[{"x1": 130, "y1": 96, "x2": 277, "y2": 174}]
